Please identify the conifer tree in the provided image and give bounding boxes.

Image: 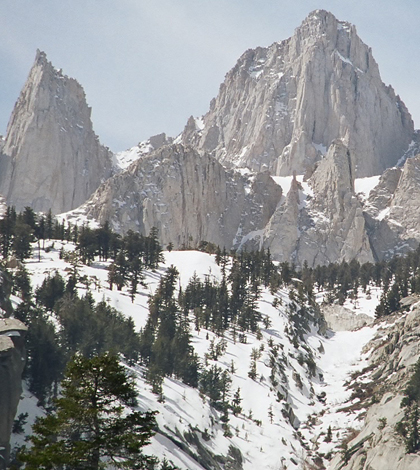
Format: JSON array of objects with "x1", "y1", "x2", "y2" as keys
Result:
[
  {"x1": 12, "y1": 219, "x2": 34, "y2": 261},
  {"x1": 231, "y1": 387, "x2": 242, "y2": 416},
  {"x1": 396, "y1": 358, "x2": 420, "y2": 453},
  {"x1": 20, "y1": 353, "x2": 158, "y2": 469}
]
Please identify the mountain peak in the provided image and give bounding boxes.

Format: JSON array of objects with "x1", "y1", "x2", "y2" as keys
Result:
[
  {"x1": 0, "y1": 50, "x2": 113, "y2": 214},
  {"x1": 35, "y1": 48, "x2": 48, "y2": 64},
  {"x1": 294, "y1": 10, "x2": 360, "y2": 65},
  {"x1": 182, "y1": 10, "x2": 413, "y2": 178},
  {"x1": 301, "y1": 9, "x2": 353, "y2": 32}
]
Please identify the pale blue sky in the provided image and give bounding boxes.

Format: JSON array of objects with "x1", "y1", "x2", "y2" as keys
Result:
[{"x1": 1, "y1": 0, "x2": 419, "y2": 152}]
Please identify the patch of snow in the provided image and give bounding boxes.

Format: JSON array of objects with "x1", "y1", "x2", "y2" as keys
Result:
[
  {"x1": 163, "y1": 250, "x2": 222, "y2": 289},
  {"x1": 272, "y1": 176, "x2": 294, "y2": 195},
  {"x1": 194, "y1": 116, "x2": 205, "y2": 131},
  {"x1": 173, "y1": 134, "x2": 182, "y2": 144},
  {"x1": 342, "y1": 286, "x2": 383, "y2": 319},
  {"x1": 335, "y1": 50, "x2": 364, "y2": 73},
  {"x1": 354, "y1": 175, "x2": 381, "y2": 200},
  {"x1": 237, "y1": 229, "x2": 265, "y2": 251},
  {"x1": 301, "y1": 180, "x2": 314, "y2": 199},
  {"x1": 249, "y1": 69, "x2": 263, "y2": 79},
  {"x1": 335, "y1": 50, "x2": 353, "y2": 66},
  {"x1": 377, "y1": 207, "x2": 390, "y2": 221},
  {"x1": 114, "y1": 146, "x2": 143, "y2": 170}
]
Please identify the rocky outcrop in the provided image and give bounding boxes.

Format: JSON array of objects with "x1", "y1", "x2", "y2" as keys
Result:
[
  {"x1": 182, "y1": 10, "x2": 414, "y2": 178},
  {"x1": 328, "y1": 303, "x2": 420, "y2": 470},
  {"x1": 262, "y1": 141, "x2": 374, "y2": 266},
  {"x1": 322, "y1": 304, "x2": 373, "y2": 331},
  {"x1": 363, "y1": 154, "x2": 420, "y2": 260},
  {"x1": 70, "y1": 144, "x2": 282, "y2": 249},
  {"x1": 0, "y1": 319, "x2": 27, "y2": 469},
  {"x1": 260, "y1": 174, "x2": 301, "y2": 262},
  {"x1": 0, "y1": 50, "x2": 113, "y2": 214},
  {"x1": 3, "y1": 14, "x2": 417, "y2": 268}
]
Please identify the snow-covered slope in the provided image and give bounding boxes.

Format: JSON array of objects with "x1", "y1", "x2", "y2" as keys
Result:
[{"x1": 9, "y1": 241, "x2": 383, "y2": 469}]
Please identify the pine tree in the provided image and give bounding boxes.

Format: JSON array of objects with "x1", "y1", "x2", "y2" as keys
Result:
[
  {"x1": 231, "y1": 387, "x2": 242, "y2": 416},
  {"x1": 396, "y1": 358, "x2": 420, "y2": 453},
  {"x1": 128, "y1": 257, "x2": 145, "y2": 302},
  {"x1": 35, "y1": 271, "x2": 66, "y2": 311},
  {"x1": 108, "y1": 251, "x2": 129, "y2": 290},
  {"x1": 268, "y1": 404, "x2": 274, "y2": 424},
  {"x1": 45, "y1": 209, "x2": 54, "y2": 239},
  {"x1": 25, "y1": 311, "x2": 64, "y2": 405},
  {"x1": 12, "y1": 219, "x2": 34, "y2": 261},
  {"x1": 325, "y1": 425, "x2": 332, "y2": 443},
  {"x1": 20, "y1": 353, "x2": 158, "y2": 470},
  {"x1": 13, "y1": 265, "x2": 32, "y2": 303},
  {"x1": 96, "y1": 221, "x2": 112, "y2": 261},
  {"x1": 77, "y1": 225, "x2": 98, "y2": 264}
]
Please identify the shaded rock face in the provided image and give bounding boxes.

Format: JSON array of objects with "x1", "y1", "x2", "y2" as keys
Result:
[
  {"x1": 0, "y1": 319, "x2": 27, "y2": 469},
  {"x1": 363, "y1": 154, "x2": 420, "y2": 260},
  {"x1": 182, "y1": 10, "x2": 413, "y2": 178},
  {"x1": 262, "y1": 141, "x2": 374, "y2": 266},
  {"x1": 328, "y1": 304, "x2": 420, "y2": 470},
  {"x1": 74, "y1": 140, "x2": 378, "y2": 267},
  {"x1": 0, "y1": 50, "x2": 113, "y2": 214},
  {"x1": 76, "y1": 144, "x2": 282, "y2": 249}
]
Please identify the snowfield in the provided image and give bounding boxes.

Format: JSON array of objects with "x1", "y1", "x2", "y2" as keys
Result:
[{"x1": 12, "y1": 242, "x2": 382, "y2": 469}]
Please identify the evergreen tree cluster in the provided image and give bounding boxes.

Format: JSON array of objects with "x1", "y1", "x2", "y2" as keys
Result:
[
  {"x1": 374, "y1": 246, "x2": 420, "y2": 318},
  {"x1": 76, "y1": 224, "x2": 163, "y2": 269},
  {"x1": 139, "y1": 266, "x2": 200, "y2": 390},
  {"x1": 13, "y1": 268, "x2": 141, "y2": 406},
  {"x1": 281, "y1": 244, "x2": 420, "y2": 319},
  {"x1": 0, "y1": 207, "x2": 49, "y2": 261},
  {"x1": 0, "y1": 207, "x2": 177, "y2": 469},
  {"x1": 396, "y1": 358, "x2": 420, "y2": 453},
  {"x1": 107, "y1": 228, "x2": 163, "y2": 301},
  {"x1": 179, "y1": 248, "x2": 285, "y2": 336},
  {"x1": 6, "y1": 202, "x2": 420, "y2": 464},
  {"x1": 0, "y1": 207, "x2": 166, "y2": 405},
  {"x1": 137, "y1": 247, "x2": 313, "y2": 426}
]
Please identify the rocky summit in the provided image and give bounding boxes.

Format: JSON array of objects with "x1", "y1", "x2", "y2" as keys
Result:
[
  {"x1": 262, "y1": 139, "x2": 374, "y2": 266},
  {"x1": 0, "y1": 50, "x2": 113, "y2": 214},
  {"x1": 181, "y1": 10, "x2": 414, "y2": 178}
]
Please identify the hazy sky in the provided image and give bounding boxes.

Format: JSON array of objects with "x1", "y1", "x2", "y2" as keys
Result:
[{"x1": 1, "y1": 0, "x2": 419, "y2": 152}]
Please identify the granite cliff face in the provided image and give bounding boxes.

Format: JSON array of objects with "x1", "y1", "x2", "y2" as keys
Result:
[
  {"x1": 73, "y1": 140, "x2": 377, "y2": 267},
  {"x1": 0, "y1": 318, "x2": 27, "y2": 470},
  {"x1": 256, "y1": 140, "x2": 374, "y2": 266},
  {"x1": 182, "y1": 10, "x2": 414, "y2": 178},
  {"x1": 363, "y1": 153, "x2": 420, "y2": 260},
  {"x1": 0, "y1": 50, "x2": 113, "y2": 214},
  {"x1": 73, "y1": 144, "x2": 282, "y2": 249},
  {"x1": 328, "y1": 302, "x2": 420, "y2": 470}
]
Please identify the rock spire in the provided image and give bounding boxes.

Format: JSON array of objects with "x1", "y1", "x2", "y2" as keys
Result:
[{"x1": 0, "y1": 50, "x2": 113, "y2": 214}]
